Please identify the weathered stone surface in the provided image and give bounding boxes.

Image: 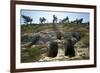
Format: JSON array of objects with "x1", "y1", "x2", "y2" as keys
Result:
[
  {"x1": 64, "y1": 38, "x2": 75, "y2": 57},
  {"x1": 47, "y1": 41, "x2": 58, "y2": 57}
]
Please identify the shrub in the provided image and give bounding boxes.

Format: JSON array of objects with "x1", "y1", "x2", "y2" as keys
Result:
[
  {"x1": 31, "y1": 35, "x2": 40, "y2": 44},
  {"x1": 21, "y1": 47, "x2": 42, "y2": 62},
  {"x1": 72, "y1": 32, "x2": 81, "y2": 41},
  {"x1": 21, "y1": 35, "x2": 40, "y2": 47},
  {"x1": 21, "y1": 35, "x2": 31, "y2": 44}
]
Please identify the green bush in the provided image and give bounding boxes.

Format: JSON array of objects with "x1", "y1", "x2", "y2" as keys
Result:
[
  {"x1": 21, "y1": 35, "x2": 30, "y2": 44},
  {"x1": 21, "y1": 47, "x2": 42, "y2": 62},
  {"x1": 21, "y1": 35, "x2": 40, "y2": 45}
]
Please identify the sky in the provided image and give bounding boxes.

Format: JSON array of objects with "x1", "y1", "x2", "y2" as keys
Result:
[{"x1": 20, "y1": 9, "x2": 90, "y2": 24}]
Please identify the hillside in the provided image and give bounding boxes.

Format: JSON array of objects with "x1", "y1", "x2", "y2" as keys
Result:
[{"x1": 21, "y1": 23, "x2": 89, "y2": 63}]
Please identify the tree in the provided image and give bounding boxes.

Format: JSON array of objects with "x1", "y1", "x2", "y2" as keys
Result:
[
  {"x1": 39, "y1": 17, "x2": 46, "y2": 24},
  {"x1": 75, "y1": 18, "x2": 83, "y2": 24},
  {"x1": 21, "y1": 15, "x2": 33, "y2": 24},
  {"x1": 86, "y1": 21, "x2": 89, "y2": 25},
  {"x1": 61, "y1": 16, "x2": 69, "y2": 23},
  {"x1": 53, "y1": 15, "x2": 58, "y2": 24},
  {"x1": 71, "y1": 18, "x2": 83, "y2": 24}
]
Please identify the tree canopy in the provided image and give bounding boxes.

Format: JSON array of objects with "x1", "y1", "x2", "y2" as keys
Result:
[{"x1": 21, "y1": 15, "x2": 33, "y2": 24}]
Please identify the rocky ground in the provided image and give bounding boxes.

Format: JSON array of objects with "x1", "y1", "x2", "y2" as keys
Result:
[
  {"x1": 21, "y1": 23, "x2": 89, "y2": 62},
  {"x1": 21, "y1": 31, "x2": 89, "y2": 62},
  {"x1": 39, "y1": 47, "x2": 89, "y2": 62}
]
